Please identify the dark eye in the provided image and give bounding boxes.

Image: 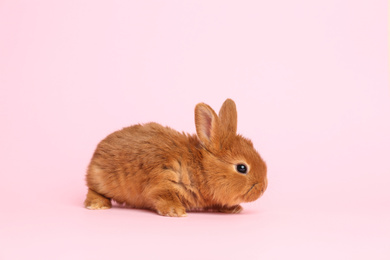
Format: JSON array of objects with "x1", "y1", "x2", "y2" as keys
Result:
[{"x1": 236, "y1": 164, "x2": 248, "y2": 174}]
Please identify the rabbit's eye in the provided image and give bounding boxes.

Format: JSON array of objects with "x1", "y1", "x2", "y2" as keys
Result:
[{"x1": 236, "y1": 164, "x2": 248, "y2": 174}]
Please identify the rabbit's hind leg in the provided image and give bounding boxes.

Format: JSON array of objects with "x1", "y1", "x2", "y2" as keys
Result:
[{"x1": 84, "y1": 188, "x2": 112, "y2": 210}]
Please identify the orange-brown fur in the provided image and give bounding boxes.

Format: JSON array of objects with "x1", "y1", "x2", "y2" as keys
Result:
[{"x1": 84, "y1": 99, "x2": 267, "y2": 217}]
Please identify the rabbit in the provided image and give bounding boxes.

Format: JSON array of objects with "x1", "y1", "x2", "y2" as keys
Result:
[{"x1": 84, "y1": 99, "x2": 267, "y2": 217}]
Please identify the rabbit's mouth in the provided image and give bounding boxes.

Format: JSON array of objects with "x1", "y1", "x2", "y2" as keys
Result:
[
  {"x1": 243, "y1": 180, "x2": 267, "y2": 202},
  {"x1": 245, "y1": 183, "x2": 258, "y2": 195},
  {"x1": 243, "y1": 183, "x2": 261, "y2": 202}
]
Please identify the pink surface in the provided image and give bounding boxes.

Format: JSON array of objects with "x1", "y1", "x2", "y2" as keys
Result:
[{"x1": 1, "y1": 1, "x2": 389, "y2": 259}]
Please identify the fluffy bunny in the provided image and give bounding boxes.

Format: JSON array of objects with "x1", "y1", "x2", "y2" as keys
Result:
[{"x1": 84, "y1": 99, "x2": 267, "y2": 217}]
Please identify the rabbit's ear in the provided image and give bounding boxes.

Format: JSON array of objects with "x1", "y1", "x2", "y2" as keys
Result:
[
  {"x1": 218, "y1": 99, "x2": 237, "y2": 135},
  {"x1": 195, "y1": 103, "x2": 220, "y2": 149}
]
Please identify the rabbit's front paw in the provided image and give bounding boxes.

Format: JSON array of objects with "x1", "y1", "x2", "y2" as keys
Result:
[
  {"x1": 216, "y1": 204, "x2": 243, "y2": 214},
  {"x1": 156, "y1": 203, "x2": 187, "y2": 217},
  {"x1": 156, "y1": 206, "x2": 187, "y2": 217}
]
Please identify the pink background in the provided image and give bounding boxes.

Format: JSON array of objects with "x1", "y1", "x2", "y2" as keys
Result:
[{"x1": 1, "y1": 1, "x2": 389, "y2": 259}]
